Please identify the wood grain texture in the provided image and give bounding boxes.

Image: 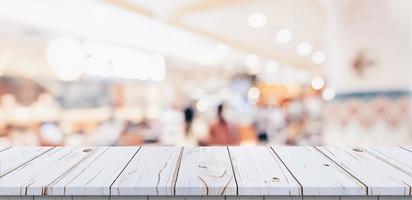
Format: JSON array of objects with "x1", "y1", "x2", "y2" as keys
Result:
[
  {"x1": 33, "y1": 197, "x2": 71, "y2": 200},
  {"x1": 271, "y1": 146, "x2": 367, "y2": 196},
  {"x1": 47, "y1": 147, "x2": 139, "y2": 195},
  {"x1": 228, "y1": 146, "x2": 301, "y2": 195},
  {"x1": 401, "y1": 147, "x2": 412, "y2": 152},
  {"x1": 318, "y1": 146, "x2": 412, "y2": 195},
  {"x1": 4, "y1": 197, "x2": 412, "y2": 200},
  {"x1": 367, "y1": 147, "x2": 412, "y2": 177},
  {"x1": 150, "y1": 196, "x2": 224, "y2": 200},
  {"x1": 0, "y1": 146, "x2": 412, "y2": 198},
  {"x1": 111, "y1": 147, "x2": 182, "y2": 196},
  {"x1": 174, "y1": 147, "x2": 236, "y2": 195},
  {"x1": 110, "y1": 197, "x2": 147, "y2": 200},
  {"x1": 72, "y1": 197, "x2": 110, "y2": 200},
  {"x1": 0, "y1": 146, "x2": 12, "y2": 152},
  {"x1": 0, "y1": 147, "x2": 52, "y2": 177},
  {"x1": 0, "y1": 147, "x2": 98, "y2": 195},
  {"x1": 0, "y1": 197, "x2": 33, "y2": 200}
]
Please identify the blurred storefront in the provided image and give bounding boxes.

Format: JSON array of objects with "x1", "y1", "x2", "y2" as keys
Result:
[{"x1": 0, "y1": 0, "x2": 410, "y2": 146}]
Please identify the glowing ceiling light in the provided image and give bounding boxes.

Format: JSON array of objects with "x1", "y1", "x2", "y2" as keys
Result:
[
  {"x1": 46, "y1": 36, "x2": 84, "y2": 81},
  {"x1": 248, "y1": 13, "x2": 266, "y2": 28},
  {"x1": 311, "y1": 76, "x2": 325, "y2": 90},
  {"x1": 275, "y1": 29, "x2": 292, "y2": 44},
  {"x1": 322, "y1": 88, "x2": 336, "y2": 101},
  {"x1": 297, "y1": 42, "x2": 313, "y2": 56},
  {"x1": 196, "y1": 100, "x2": 208, "y2": 112},
  {"x1": 312, "y1": 51, "x2": 326, "y2": 64}
]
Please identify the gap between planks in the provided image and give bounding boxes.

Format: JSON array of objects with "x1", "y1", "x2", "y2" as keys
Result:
[
  {"x1": 1, "y1": 146, "x2": 412, "y2": 197},
  {"x1": 109, "y1": 147, "x2": 142, "y2": 196}
]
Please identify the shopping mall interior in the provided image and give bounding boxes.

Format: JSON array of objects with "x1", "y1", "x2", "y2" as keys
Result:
[{"x1": 0, "y1": 0, "x2": 410, "y2": 146}]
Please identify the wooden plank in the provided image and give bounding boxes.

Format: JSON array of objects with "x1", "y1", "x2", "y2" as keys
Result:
[
  {"x1": 72, "y1": 197, "x2": 110, "y2": 200},
  {"x1": 271, "y1": 146, "x2": 367, "y2": 195},
  {"x1": 0, "y1": 197, "x2": 398, "y2": 200},
  {"x1": 0, "y1": 147, "x2": 52, "y2": 177},
  {"x1": 300, "y1": 197, "x2": 340, "y2": 200},
  {"x1": 150, "y1": 196, "x2": 224, "y2": 200},
  {"x1": 33, "y1": 197, "x2": 70, "y2": 200},
  {"x1": 47, "y1": 147, "x2": 139, "y2": 195},
  {"x1": 379, "y1": 197, "x2": 412, "y2": 200},
  {"x1": 401, "y1": 147, "x2": 412, "y2": 152},
  {"x1": 0, "y1": 197, "x2": 33, "y2": 200},
  {"x1": 226, "y1": 197, "x2": 263, "y2": 200},
  {"x1": 0, "y1": 146, "x2": 12, "y2": 152},
  {"x1": 228, "y1": 146, "x2": 301, "y2": 195},
  {"x1": 367, "y1": 147, "x2": 412, "y2": 177},
  {"x1": 174, "y1": 147, "x2": 236, "y2": 195},
  {"x1": 318, "y1": 146, "x2": 412, "y2": 195},
  {"x1": 340, "y1": 197, "x2": 374, "y2": 200},
  {"x1": 111, "y1": 147, "x2": 182, "y2": 196},
  {"x1": 0, "y1": 147, "x2": 100, "y2": 195},
  {"x1": 110, "y1": 197, "x2": 147, "y2": 200}
]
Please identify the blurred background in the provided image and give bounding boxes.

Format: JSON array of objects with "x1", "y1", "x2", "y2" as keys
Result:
[{"x1": 0, "y1": 0, "x2": 410, "y2": 146}]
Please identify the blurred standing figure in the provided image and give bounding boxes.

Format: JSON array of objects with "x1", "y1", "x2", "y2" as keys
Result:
[
  {"x1": 255, "y1": 106, "x2": 270, "y2": 142},
  {"x1": 183, "y1": 105, "x2": 195, "y2": 135},
  {"x1": 208, "y1": 103, "x2": 238, "y2": 145},
  {"x1": 181, "y1": 104, "x2": 198, "y2": 146}
]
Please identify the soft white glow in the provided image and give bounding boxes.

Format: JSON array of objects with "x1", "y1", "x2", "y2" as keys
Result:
[
  {"x1": 312, "y1": 51, "x2": 326, "y2": 64},
  {"x1": 83, "y1": 41, "x2": 112, "y2": 78},
  {"x1": 248, "y1": 87, "x2": 260, "y2": 104},
  {"x1": 244, "y1": 54, "x2": 259, "y2": 67},
  {"x1": 214, "y1": 44, "x2": 229, "y2": 59},
  {"x1": 245, "y1": 54, "x2": 261, "y2": 75},
  {"x1": 265, "y1": 61, "x2": 279, "y2": 73},
  {"x1": 47, "y1": 37, "x2": 167, "y2": 81},
  {"x1": 297, "y1": 42, "x2": 312, "y2": 56},
  {"x1": 322, "y1": 88, "x2": 335, "y2": 101},
  {"x1": 150, "y1": 54, "x2": 166, "y2": 82},
  {"x1": 275, "y1": 29, "x2": 293, "y2": 44},
  {"x1": 0, "y1": 0, "x2": 234, "y2": 67},
  {"x1": 47, "y1": 36, "x2": 84, "y2": 81},
  {"x1": 196, "y1": 100, "x2": 208, "y2": 112},
  {"x1": 248, "y1": 13, "x2": 266, "y2": 28},
  {"x1": 311, "y1": 76, "x2": 325, "y2": 90},
  {"x1": 247, "y1": 64, "x2": 262, "y2": 75}
]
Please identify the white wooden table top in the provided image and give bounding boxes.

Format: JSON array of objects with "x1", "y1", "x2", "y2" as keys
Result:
[{"x1": 0, "y1": 146, "x2": 411, "y2": 196}]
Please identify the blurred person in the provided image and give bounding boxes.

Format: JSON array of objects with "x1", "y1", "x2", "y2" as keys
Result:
[
  {"x1": 254, "y1": 105, "x2": 270, "y2": 142},
  {"x1": 117, "y1": 120, "x2": 144, "y2": 146},
  {"x1": 180, "y1": 104, "x2": 199, "y2": 146},
  {"x1": 207, "y1": 103, "x2": 239, "y2": 145},
  {"x1": 183, "y1": 104, "x2": 195, "y2": 135}
]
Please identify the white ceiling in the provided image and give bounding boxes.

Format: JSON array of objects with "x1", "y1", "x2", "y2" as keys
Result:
[
  {"x1": 118, "y1": 0, "x2": 326, "y2": 67},
  {"x1": 0, "y1": 0, "x2": 326, "y2": 79}
]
